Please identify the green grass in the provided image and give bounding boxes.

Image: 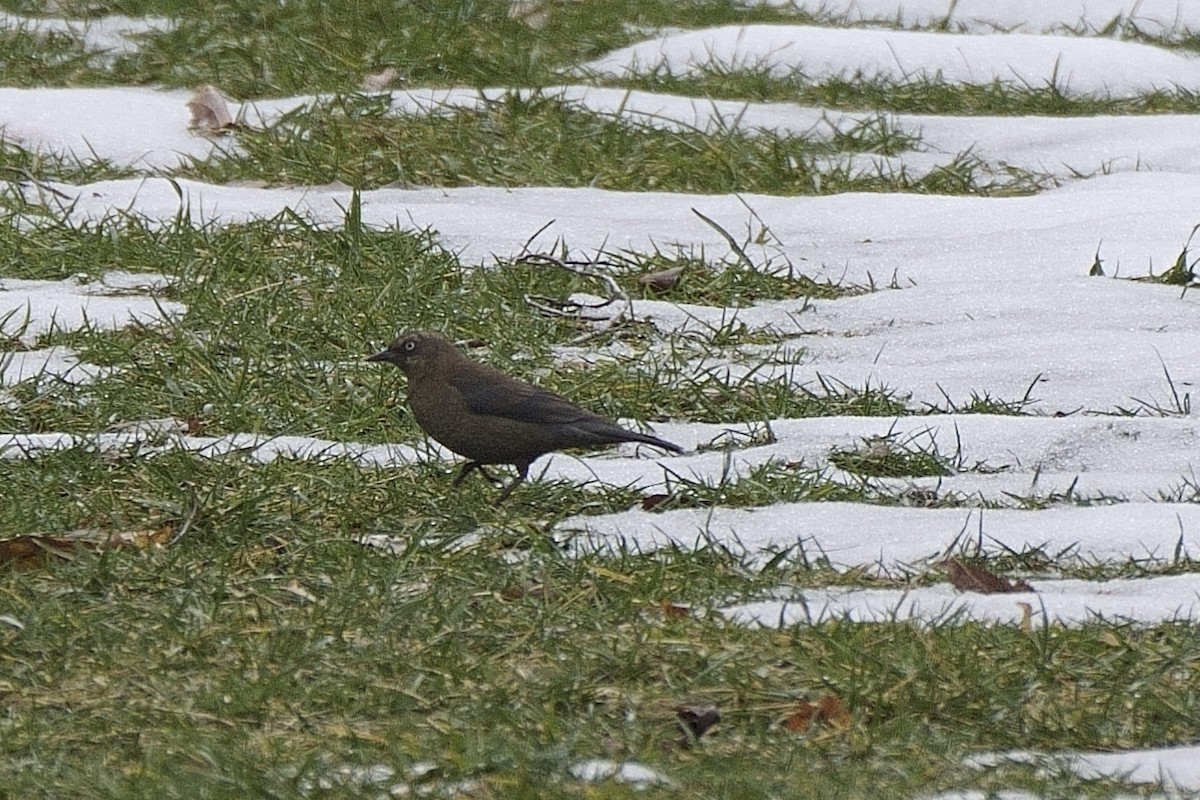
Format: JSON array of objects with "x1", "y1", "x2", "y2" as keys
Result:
[
  {"x1": 4, "y1": 0, "x2": 1199, "y2": 97},
  {"x1": 2, "y1": 206, "x2": 1194, "y2": 798},
  {"x1": 0, "y1": 207, "x2": 887, "y2": 438},
  {"x1": 1, "y1": 136, "x2": 135, "y2": 187},
  {"x1": 5, "y1": 1, "x2": 1200, "y2": 798},
  {"x1": 181, "y1": 92, "x2": 976, "y2": 195},
  {"x1": 0, "y1": 27, "x2": 100, "y2": 86},
  {"x1": 611, "y1": 70, "x2": 1200, "y2": 115},
  {"x1": 3, "y1": 455, "x2": 1199, "y2": 798},
  {"x1": 3, "y1": 218, "x2": 1196, "y2": 800},
  {"x1": 0, "y1": 0, "x2": 811, "y2": 95}
]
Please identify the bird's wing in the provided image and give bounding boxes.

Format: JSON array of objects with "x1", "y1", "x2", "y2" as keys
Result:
[{"x1": 450, "y1": 371, "x2": 595, "y2": 425}]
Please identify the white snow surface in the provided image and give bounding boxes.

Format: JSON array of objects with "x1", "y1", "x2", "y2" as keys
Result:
[
  {"x1": 568, "y1": 760, "x2": 676, "y2": 789},
  {"x1": 0, "y1": 271, "x2": 183, "y2": 346},
  {"x1": 969, "y1": 745, "x2": 1200, "y2": 791},
  {"x1": 748, "y1": 0, "x2": 1200, "y2": 38},
  {"x1": 580, "y1": 24, "x2": 1200, "y2": 97},
  {"x1": 0, "y1": 430, "x2": 426, "y2": 468},
  {"x1": 0, "y1": 12, "x2": 172, "y2": 55},
  {"x1": 0, "y1": 87, "x2": 311, "y2": 170},
  {"x1": 723, "y1": 573, "x2": 1200, "y2": 627},
  {"x1": 561, "y1": 502, "x2": 1200, "y2": 570},
  {"x1": 0, "y1": 346, "x2": 100, "y2": 388}
]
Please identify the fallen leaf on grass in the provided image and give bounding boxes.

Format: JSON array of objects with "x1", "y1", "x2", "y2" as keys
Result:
[
  {"x1": 0, "y1": 527, "x2": 171, "y2": 572},
  {"x1": 360, "y1": 67, "x2": 399, "y2": 91},
  {"x1": 943, "y1": 558, "x2": 1035, "y2": 594},
  {"x1": 676, "y1": 705, "x2": 721, "y2": 741},
  {"x1": 500, "y1": 583, "x2": 545, "y2": 601},
  {"x1": 641, "y1": 493, "x2": 672, "y2": 510},
  {"x1": 783, "y1": 695, "x2": 851, "y2": 733},
  {"x1": 507, "y1": 0, "x2": 549, "y2": 29},
  {"x1": 638, "y1": 266, "x2": 684, "y2": 293},
  {"x1": 586, "y1": 565, "x2": 635, "y2": 585},
  {"x1": 656, "y1": 600, "x2": 691, "y2": 619},
  {"x1": 282, "y1": 580, "x2": 319, "y2": 604},
  {"x1": 0, "y1": 537, "x2": 75, "y2": 571},
  {"x1": 187, "y1": 85, "x2": 236, "y2": 133}
]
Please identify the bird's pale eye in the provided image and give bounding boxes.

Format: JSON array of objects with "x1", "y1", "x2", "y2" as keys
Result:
[{"x1": 403, "y1": 341, "x2": 416, "y2": 352}]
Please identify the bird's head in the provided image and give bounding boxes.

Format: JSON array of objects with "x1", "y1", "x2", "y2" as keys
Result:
[{"x1": 367, "y1": 330, "x2": 456, "y2": 378}]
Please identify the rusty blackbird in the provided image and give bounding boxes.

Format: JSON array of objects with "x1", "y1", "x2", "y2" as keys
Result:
[{"x1": 368, "y1": 330, "x2": 683, "y2": 504}]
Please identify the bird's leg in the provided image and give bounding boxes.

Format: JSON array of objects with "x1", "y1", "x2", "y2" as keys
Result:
[
  {"x1": 492, "y1": 463, "x2": 530, "y2": 506},
  {"x1": 452, "y1": 461, "x2": 486, "y2": 486}
]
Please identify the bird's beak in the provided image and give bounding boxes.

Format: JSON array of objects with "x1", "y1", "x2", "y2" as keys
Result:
[{"x1": 367, "y1": 350, "x2": 393, "y2": 363}]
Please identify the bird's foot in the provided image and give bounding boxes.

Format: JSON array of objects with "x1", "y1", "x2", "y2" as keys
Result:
[
  {"x1": 491, "y1": 466, "x2": 530, "y2": 507},
  {"x1": 492, "y1": 479, "x2": 522, "y2": 507},
  {"x1": 452, "y1": 461, "x2": 488, "y2": 486}
]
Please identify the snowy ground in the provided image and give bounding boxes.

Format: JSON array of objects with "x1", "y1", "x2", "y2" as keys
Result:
[{"x1": 4, "y1": 3, "x2": 1200, "y2": 793}]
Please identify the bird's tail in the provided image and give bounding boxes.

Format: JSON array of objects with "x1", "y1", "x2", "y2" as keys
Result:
[{"x1": 621, "y1": 430, "x2": 684, "y2": 453}]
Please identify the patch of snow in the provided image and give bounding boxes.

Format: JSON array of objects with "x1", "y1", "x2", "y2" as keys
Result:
[
  {"x1": 968, "y1": 745, "x2": 1200, "y2": 792},
  {"x1": 0, "y1": 87, "x2": 311, "y2": 170},
  {"x1": 579, "y1": 25, "x2": 1200, "y2": 98},
  {"x1": 0, "y1": 12, "x2": 173, "y2": 56},
  {"x1": 723, "y1": 573, "x2": 1200, "y2": 627},
  {"x1": 12, "y1": 173, "x2": 1200, "y2": 415},
  {"x1": 569, "y1": 759, "x2": 676, "y2": 789},
  {"x1": 9, "y1": 85, "x2": 1200, "y2": 187},
  {"x1": 0, "y1": 271, "x2": 183, "y2": 345},
  {"x1": 561, "y1": 502, "x2": 1200, "y2": 570},
  {"x1": 0, "y1": 430, "x2": 429, "y2": 468},
  {"x1": 746, "y1": 0, "x2": 1200, "y2": 39},
  {"x1": 1, "y1": 345, "x2": 100, "y2": 387}
]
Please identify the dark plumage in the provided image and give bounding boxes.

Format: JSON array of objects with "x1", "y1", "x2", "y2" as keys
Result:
[{"x1": 368, "y1": 330, "x2": 683, "y2": 504}]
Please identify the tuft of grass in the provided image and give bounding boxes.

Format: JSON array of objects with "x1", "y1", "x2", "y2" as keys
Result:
[
  {"x1": 623, "y1": 251, "x2": 864, "y2": 306},
  {"x1": 181, "y1": 91, "x2": 959, "y2": 195},
  {"x1": 1133, "y1": 223, "x2": 1200, "y2": 289},
  {"x1": 613, "y1": 70, "x2": 1200, "y2": 115},
  {"x1": 926, "y1": 376, "x2": 1043, "y2": 416},
  {"x1": 652, "y1": 458, "x2": 880, "y2": 510},
  {"x1": 1, "y1": 136, "x2": 135, "y2": 188},
  {"x1": 0, "y1": 27, "x2": 98, "y2": 86},
  {"x1": 828, "y1": 428, "x2": 956, "y2": 479},
  {"x1": 2, "y1": 0, "x2": 812, "y2": 94}
]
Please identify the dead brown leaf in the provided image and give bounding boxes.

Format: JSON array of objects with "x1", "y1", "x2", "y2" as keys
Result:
[
  {"x1": 507, "y1": 0, "x2": 549, "y2": 29},
  {"x1": 676, "y1": 705, "x2": 721, "y2": 742},
  {"x1": 641, "y1": 493, "x2": 672, "y2": 510},
  {"x1": 500, "y1": 583, "x2": 545, "y2": 601},
  {"x1": 943, "y1": 558, "x2": 1035, "y2": 594},
  {"x1": 0, "y1": 527, "x2": 171, "y2": 572},
  {"x1": 658, "y1": 600, "x2": 691, "y2": 619},
  {"x1": 638, "y1": 266, "x2": 684, "y2": 293},
  {"x1": 187, "y1": 85, "x2": 236, "y2": 133},
  {"x1": 0, "y1": 537, "x2": 76, "y2": 571},
  {"x1": 360, "y1": 67, "x2": 399, "y2": 91},
  {"x1": 783, "y1": 694, "x2": 851, "y2": 733}
]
